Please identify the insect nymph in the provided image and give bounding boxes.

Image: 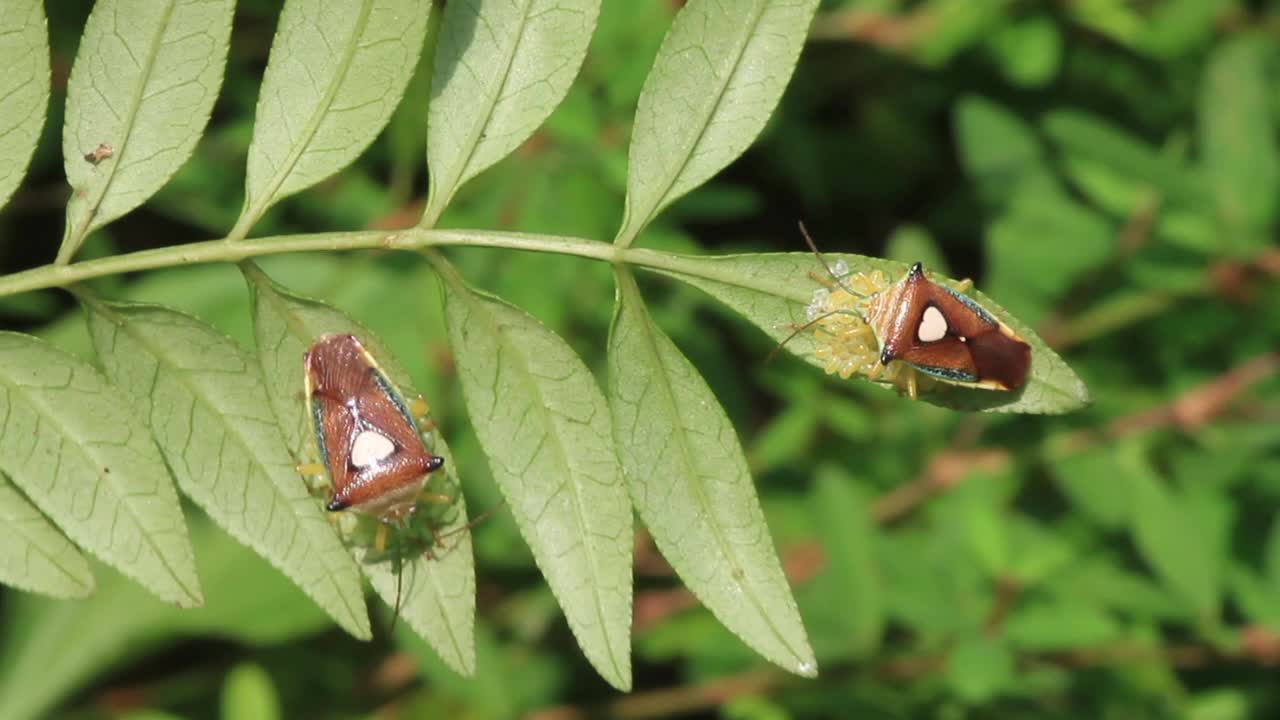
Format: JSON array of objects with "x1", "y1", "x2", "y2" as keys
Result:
[
  {"x1": 303, "y1": 333, "x2": 445, "y2": 521},
  {"x1": 799, "y1": 227, "x2": 1031, "y2": 398}
]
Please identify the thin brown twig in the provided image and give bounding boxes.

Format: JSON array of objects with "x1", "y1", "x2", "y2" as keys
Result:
[{"x1": 1053, "y1": 350, "x2": 1280, "y2": 454}]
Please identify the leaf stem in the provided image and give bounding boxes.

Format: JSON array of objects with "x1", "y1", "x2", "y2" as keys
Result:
[{"x1": 0, "y1": 228, "x2": 752, "y2": 301}]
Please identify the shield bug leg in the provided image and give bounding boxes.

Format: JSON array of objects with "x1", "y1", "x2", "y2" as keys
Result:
[{"x1": 296, "y1": 462, "x2": 326, "y2": 476}]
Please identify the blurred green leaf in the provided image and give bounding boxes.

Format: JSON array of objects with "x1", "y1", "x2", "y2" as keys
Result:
[
  {"x1": 616, "y1": 0, "x2": 820, "y2": 246},
  {"x1": 237, "y1": 0, "x2": 430, "y2": 236},
  {"x1": 1004, "y1": 600, "x2": 1119, "y2": 651},
  {"x1": 1142, "y1": 0, "x2": 1230, "y2": 58},
  {"x1": 1125, "y1": 444, "x2": 1223, "y2": 617},
  {"x1": 885, "y1": 224, "x2": 950, "y2": 277},
  {"x1": 0, "y1": 331, "x2": 200, "y2": 606},
  {"x1": 61, "y1": 0, "x2": 234, "y2": 259},
  {"x1": 397, "y1": 617, "x2": 564, "y2": 719},
  {"x1": 1186, "y1": 689, "x2": 1250, "y2": 720},
  {"x1": 422, "y1": 0, "x2": 601, "y2": 226},
  {"x1": 1053, "y1": 448, "x2": 1132, "y2": 529},
  {"x1": 608, "y1": 269, "x2": 815, "y2": 676},
  {"x1": 1199, "y1": 35, "x2": 1279, "y2": 248},
  {"x1": 1043, "y1": 110, "x2": 1206, "y2": 215},
  {"x1": 946, "y1": 635, "x2": 1014, "y2": 703},
  {"x1": 0, "y1": 472, "x2": 93, "y2": 599},
  {"x1": 986, "y1": 15, "x2": 1061, "y2": 88},
  {"x1": 806, "y1": 468, "x2": 883, "y2": 659},
  {"x1": 0, "y1": 515, "x2": 330, "y2": 720},
  {"x1": 83, "y1": 297, "x2": 371, "y2": 639},
  {"x1": 985, "y1": 181, "x2": 1114, "y2": 323},
  {"x1": 1050, "y1": 554, "x2": 1183, "y2": 620},
  {"x1": 1005, "y1": 517, "x2": 1074, "y2": 586},
  {"x1": 881, "y1": 529, "x2": 989, "y2": 638},
  {"x1": 243, "y1": 262, "x2": 476, "y2": 675},
  {"x1": 954, "y1": 96, "x2": 1046, "y2": 207},
  {"x1": 434, "y1": 255, "x2": 632, "y2": 690},
  {"x1": 913, "y1": 0, "x2": 1007, "y2": 66},
  {"x1": 220, "y1": 664, "x2": 281, "y2": 720},
  {"x1": 0, "y1": 0, "x2": 49, "y2": 213},
  {"x1": 646, "y1": 251, "x2": 1090, "y2": 413}
]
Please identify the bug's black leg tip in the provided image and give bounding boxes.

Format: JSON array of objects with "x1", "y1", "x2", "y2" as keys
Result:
[
  {"x1": 326, "y1": 497, "x2": 348, "y2": 512},
  {"x1": 880, "y1": 347, "x2": 894, "y2": 366},
  {"x1": 909, "y1": 261, "x2": 924, "y2": 277}
]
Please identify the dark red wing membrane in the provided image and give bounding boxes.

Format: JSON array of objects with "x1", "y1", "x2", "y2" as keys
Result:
[
  {"x1": 965, "y1": 330, "x2": 1031, "y2": 390},
  {"x1": 878, "y1": 264, "x2": 1031, "y2": 390},
  {"x1": 305, "y1": 334, "x2": 443, "y2": 515}
]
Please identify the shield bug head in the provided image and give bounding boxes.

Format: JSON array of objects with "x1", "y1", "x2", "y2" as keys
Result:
[{"x1": 790, "y1": 224, "x2": 1031, "y2": 398}]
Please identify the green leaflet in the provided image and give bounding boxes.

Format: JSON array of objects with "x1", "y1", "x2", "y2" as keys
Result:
[
  {"x1": 60, "y1": 0, "x2": 235, "y2": 261},
  {"x1": 0, "y1": 472, "x2": 94, "y2": 599},
  {"x1": 243, "y1": 262, "x2": 476, "y2": 675},
  {"x1": 0, "y1": 0, "x2": 49, "y2": 213},
  {"x1": 422, "y1": 0, "x2": 602, "y2": 226},
  {"x1": 643, "y1": 251, "x2": 1091, "y2": 414},
  {"x1": 236, "y1": 0, "x2": 430, "y2": 237},
  {"x1": 608, "y1": 268, "x2": 815, "y2": 676},
  {"x1": 83, "y1": 298, "x2": 371, "y2": 639},
  {"x1": 0, "y1": 332, "x2": 201, "y2": 606},
  {"x1": 433, "y1": 254, "x2": 633, "y2": 690},
  {"x1": 807, "y1": 468, "x2": 883, "y2": 659},
  {"x1": 616, "y1": 0, "x2": 820, "y2": 246}
]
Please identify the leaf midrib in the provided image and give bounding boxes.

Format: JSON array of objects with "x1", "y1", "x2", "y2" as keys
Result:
[
  {"x1": 89, "y1": 301, "x2": 368, "y2": 634},
  {"x1": 448, "y1": 272, "x2": 626, "y2": 685},
  {"x1": 620, "y1": 0, "x2": 769, "y2": 245},
  {"x1": 427, "y1": 0, "x2": 537, "y2": 221},
  {"x1": 619, "y1": 274, "x2": 807, "y2": 668},
  {"x1": 67, "y1": 0, "x2": 178, "y2": 246},
  {"x1": 244, "y1": 0, "x2": 377, "y2": 228}
]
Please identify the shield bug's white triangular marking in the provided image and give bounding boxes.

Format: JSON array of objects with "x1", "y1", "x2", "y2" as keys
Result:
[
  {"x1": 917, "y1": 305, "x2": 948, "y2": 343},
  {"x1": 350, "y1": 429, "x2": 396, "y2": 469}
]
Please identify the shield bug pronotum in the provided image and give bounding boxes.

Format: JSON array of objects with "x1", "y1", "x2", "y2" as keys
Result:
[{"x1": 787, "y1": 224, "x2": 1031, "y2": 399}]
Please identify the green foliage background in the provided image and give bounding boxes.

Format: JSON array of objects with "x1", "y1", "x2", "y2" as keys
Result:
[{"x1": 1, "y1": 0, "x2": 1279, "y2": 718}]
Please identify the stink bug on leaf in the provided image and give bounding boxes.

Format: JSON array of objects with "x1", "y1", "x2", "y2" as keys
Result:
[
  {"x1": 302, "y1": 333, "x2": 457, "y2": 626},
  {"x1": 303, "y1": 333, "x2": 445, "y2": 520},
  {"x1": 791, "y1": 224, "x2": 1031, "y2": 399}
]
